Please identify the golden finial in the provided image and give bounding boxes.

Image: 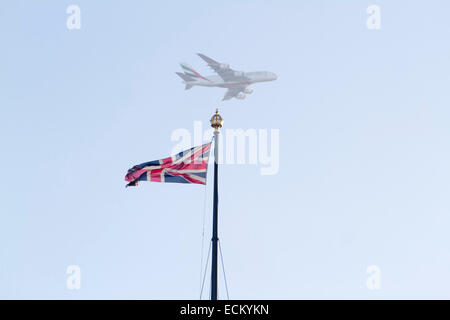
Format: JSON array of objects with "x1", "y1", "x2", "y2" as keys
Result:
[{"x1": 210, "y1": 108, "x2": 223, "y2": 131}]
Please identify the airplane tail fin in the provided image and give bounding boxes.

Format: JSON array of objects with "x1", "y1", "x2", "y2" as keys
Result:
[{"x1": 179, "y1": 63, "x2": 209, "y2": 81}]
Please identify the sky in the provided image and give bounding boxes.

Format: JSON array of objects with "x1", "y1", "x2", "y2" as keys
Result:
[{"x1": 1, "y1": 0, "x2": 450, "y2": 299}]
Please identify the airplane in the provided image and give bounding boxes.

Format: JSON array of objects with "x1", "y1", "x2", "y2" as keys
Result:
[{"x1": 176, "y1": 53, "x2": 277, "y2": 101}]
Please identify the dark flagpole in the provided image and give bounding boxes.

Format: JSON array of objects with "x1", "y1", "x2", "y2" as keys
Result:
[{"x1": 210, "y1": 109, "x2": 223, "y2": 300}]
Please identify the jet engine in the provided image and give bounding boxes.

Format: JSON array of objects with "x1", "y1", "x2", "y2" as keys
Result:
[
  {"x1": 244, "y1": 88, "x2": 253, "y2": 94},
  {"x1": 236, "y1": 93, "x2": 246, "y2": 100}
]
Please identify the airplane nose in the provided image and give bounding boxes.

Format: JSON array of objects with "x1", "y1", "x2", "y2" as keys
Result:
[{"x1": 273, "y1": 73, "x2": 278, "y2": 80}]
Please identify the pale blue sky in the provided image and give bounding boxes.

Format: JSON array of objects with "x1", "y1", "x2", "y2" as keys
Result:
[{"x1": 1, "y1": 0, "x2": 450, "y2": 299}]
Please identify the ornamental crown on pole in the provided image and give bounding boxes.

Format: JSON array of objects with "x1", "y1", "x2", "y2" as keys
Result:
[{"x1": 210, "y1": 108, "x2": 223, "y2": 131}]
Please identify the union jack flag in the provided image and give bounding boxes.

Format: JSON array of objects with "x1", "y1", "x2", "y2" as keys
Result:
[{"x1": 125, "y1": 142, "x2": 211, "y2": 187}]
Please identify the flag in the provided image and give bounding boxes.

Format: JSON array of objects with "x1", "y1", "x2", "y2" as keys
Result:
[{"x1": 125, "y1": 142, "x2": 211, "y2": 187}]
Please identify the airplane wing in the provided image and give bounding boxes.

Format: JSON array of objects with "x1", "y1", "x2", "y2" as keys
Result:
[
  {"x1": 223, "y1": 87, "x2": 246, "y2": 100},
  {"x1": 197, "y1": 53, "x2": 249, "y2": 82}
]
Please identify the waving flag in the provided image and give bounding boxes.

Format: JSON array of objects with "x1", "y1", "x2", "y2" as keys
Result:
[{"x1": 125, "y1": 143, "x2": 211, "y2": 187}]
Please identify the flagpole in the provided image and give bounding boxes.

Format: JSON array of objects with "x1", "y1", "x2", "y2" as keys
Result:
[{"x1": 210, "y1": 109, "x2": 223, "y2": 300}]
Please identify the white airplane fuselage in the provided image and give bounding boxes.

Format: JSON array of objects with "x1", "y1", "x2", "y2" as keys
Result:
[
  {"x1": 185, "y1": 72, "x2": 277, "y2": 89},
  {"x1": 178, "y1": 54, "x2": 277, "y2": 100}
]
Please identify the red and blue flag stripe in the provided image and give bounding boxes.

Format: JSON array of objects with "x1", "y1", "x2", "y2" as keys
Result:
[{"x1": 125, "y1": 143, "x2": 211, "y2": 187}]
